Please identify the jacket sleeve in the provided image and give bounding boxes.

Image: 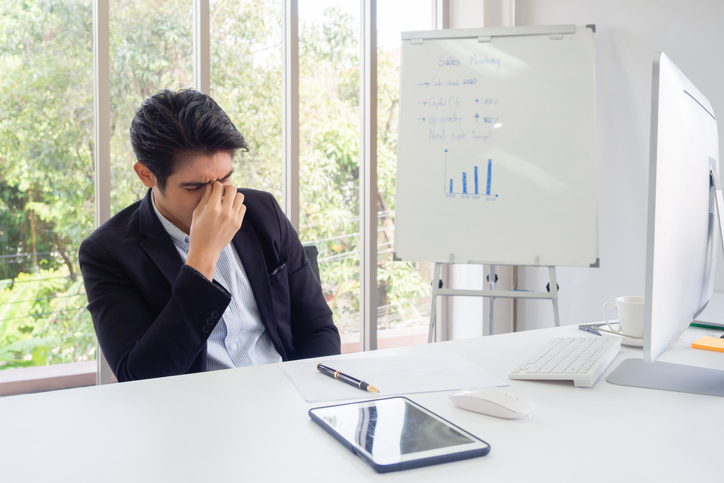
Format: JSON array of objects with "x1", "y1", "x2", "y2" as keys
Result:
[
  {"x1": 79, "y1": 237, "x2": 232, "y2": 381},
  {"x1": 267, "y1": 194, "x2": 341, "y2": 359}
]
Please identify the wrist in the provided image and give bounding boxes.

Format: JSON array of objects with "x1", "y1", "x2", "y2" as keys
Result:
[{"x1": 185, "y1": 250, "x2": 218, "y2": 281}]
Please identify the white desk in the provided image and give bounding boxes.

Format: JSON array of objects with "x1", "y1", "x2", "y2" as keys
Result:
[{"x1": 1, "y1": 326, "x2": 722, "y2": 482}]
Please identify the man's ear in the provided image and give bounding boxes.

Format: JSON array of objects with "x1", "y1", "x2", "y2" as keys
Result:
[{"x1": 134, "y1": 162, "x2": 157, "y2": 188}]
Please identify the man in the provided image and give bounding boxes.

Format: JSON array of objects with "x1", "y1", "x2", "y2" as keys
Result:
[{"x1": 79, "y1": 89, "x2": 340, "y2": 382}]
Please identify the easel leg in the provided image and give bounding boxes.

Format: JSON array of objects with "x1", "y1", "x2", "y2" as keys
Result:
[
  {"x1": 488, "y1": 265, "x2": 496, "y2": 336},
  {"x1": 549, "y1": 266, "x2": 560, "y2": 327},
  {"x1": 428, "y1": 263, "x2": 442, "y2": 343}
]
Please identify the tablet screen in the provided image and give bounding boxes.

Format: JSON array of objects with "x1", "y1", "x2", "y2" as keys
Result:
[{"x1": 309, "y1": 397, "x2": 489, "y2": 470}]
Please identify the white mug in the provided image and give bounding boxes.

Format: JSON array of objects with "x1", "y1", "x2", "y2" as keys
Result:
[{"x1": 603, "y1": 296, "x2": 645, "y2": 339}]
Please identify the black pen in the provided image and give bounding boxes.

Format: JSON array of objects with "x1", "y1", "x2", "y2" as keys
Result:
[
  {"x1": 316, "y1": 363, "x2": 380, "y2": 393},
  {"x1": 578, "y1": 324, "x2": 601, "y2": 336}
]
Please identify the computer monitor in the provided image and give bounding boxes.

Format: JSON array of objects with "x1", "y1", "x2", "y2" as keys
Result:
[{"x1": 606, "y1": 52, "x2": 724, "y2": 396}]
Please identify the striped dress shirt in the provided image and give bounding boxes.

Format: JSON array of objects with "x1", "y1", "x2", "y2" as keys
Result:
[{"x1": 152, "y1": 195, "x2": 282, "y2": 370}]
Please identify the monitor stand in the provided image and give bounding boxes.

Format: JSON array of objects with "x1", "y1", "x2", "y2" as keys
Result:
[
  {"x1": 610, "y1": 167, "x2": 724, "y2": 397},
  {"x1": 606, "y1": 358, "x2": 724, "y2": 397}
]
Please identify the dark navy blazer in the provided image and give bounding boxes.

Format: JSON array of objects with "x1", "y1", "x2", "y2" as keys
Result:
[{"x1": 79, "y1": 188, "x2": 340, "y2": 382}]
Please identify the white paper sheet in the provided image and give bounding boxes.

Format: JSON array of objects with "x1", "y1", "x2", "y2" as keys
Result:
[{"x1": 281, "y1": 352, "x2": 508, "y2": 403}]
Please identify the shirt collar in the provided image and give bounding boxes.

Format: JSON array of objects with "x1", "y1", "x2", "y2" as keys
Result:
[{"x1": 151, "y1": 192, "x2": 190, "y2": 250}]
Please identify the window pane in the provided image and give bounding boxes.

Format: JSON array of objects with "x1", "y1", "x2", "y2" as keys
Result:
[
  {"x1": 0, "y1": 1, "x2": 96, "y2": 371},
  {"x1": 299, "y1": 2, "x2": 361, "y2": 353},
  {"x1": 210, "y1": 0, "x2": 283, "y2": 201},
  {"x1": 376, "y1": 1, "x2": 433, "y2": 349},
  {"x1": 109, "y1": 0, "x2": 193, "y2": 213}
]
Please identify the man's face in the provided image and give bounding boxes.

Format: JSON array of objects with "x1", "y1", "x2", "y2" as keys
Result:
[{"x1": 135, "y1": 151, "x2": 234, "y2": 234}]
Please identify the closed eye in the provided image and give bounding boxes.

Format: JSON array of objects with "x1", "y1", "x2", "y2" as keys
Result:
[{"x1": 181, "y1": 171, "x2": 233, "y2": 191}]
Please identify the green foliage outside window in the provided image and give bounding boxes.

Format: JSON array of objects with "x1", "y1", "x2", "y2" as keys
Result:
[
  {"x1": 0, "y1": 268, "x2": 94, "y2": 368},
  {"x1": 0, "y1": 0, "x2": 95, "y2": 368},
  {"x1": 0, "y1": 0, "x2": 429, "y2": 370}
]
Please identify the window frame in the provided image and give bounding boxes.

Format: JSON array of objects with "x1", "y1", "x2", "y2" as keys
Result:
[{"x1": 1, "y1": 0, "x2": 447, "y2": 392}]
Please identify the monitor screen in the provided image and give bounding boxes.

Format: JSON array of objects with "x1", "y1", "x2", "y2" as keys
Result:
[
  {"x1": 644, "y1": 52, "x2": 720, "y2": 363},
  {"x1": 606, "y1": 52, "x2": 724, "y2": 396}
]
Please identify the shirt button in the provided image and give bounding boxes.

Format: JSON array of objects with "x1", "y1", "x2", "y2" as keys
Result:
[
  {"x1": 230, "y1": 343, "x2": 238, "y2": 350},
  {"x1": 210, "y1": 310, "x2": 220, "y2": 319}
]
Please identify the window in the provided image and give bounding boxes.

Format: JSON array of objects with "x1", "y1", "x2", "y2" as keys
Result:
[
  {"x1": 210, "y1": 0, "x2": 283, "y2": 200},
  {"x1": 0, "y1": 1, "x2": 95, "y2": 377},
  {"x1": 375, "y1": 0, "x2": 434, "y2": 349},
  {"x1": 109, "y1": 0, "x2": 193, "y2": 212},
  {"x1": 299, "y1": 1, "x2": 362, "y2": 353},
  {"x1": 0, "y1": 0, "x2": 441, "y2": 394}
]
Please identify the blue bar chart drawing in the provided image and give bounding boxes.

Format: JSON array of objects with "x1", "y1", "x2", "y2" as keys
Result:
[
  {"x1": 443, "y1": 149, "x2": 497, "y2": 199},
  {"x1": 486, "y1": 159, "x2": 492, "y2": 196}
]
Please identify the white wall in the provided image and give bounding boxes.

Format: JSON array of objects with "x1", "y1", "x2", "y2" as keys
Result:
[
  {"x1": 449, "y1": 0, "x2": 724, "y2": 336},
  {"x1": 515, "y1": 0, "x2": 724, "y2": 331}
]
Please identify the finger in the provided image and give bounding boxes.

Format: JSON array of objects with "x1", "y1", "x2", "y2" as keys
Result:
[
  {"x1": 193, "y1": 183, "x2": 213, "y2": 216},
  {"x1": 209, "y1": 180, "x2": 224, "y2": 205},
  {"x1": 231, "y1": 191, "x2": 245, "y2": 212},
  {"x1": 221, "y1": 184, "x2": 237, "y2": 208}
]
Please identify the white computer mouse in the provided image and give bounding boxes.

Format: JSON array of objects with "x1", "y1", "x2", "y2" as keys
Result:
[{"x1": 449, "y1": 388, "x2": 536, "y2": 419}]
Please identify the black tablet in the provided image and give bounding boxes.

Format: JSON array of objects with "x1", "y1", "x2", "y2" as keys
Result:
[{"x1": 308, "y1": 396, "x2": 491, "y2": 473}]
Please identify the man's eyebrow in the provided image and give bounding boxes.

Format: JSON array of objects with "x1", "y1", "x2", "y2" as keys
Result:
[{"x1": 179, "y1": 170, "x2": 234, "y2": 188}]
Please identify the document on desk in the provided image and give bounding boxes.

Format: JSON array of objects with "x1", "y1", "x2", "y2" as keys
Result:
[{"x1": 281, "y1": 353, "x2": 508, "y2": 403}]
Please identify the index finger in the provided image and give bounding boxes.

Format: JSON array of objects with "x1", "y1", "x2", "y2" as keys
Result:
[
  {"x1": 193, "y1": 183, "x2": 213, "y2": 215},
  {"x1": 208, "y1": 180, "x2": 224, "y2": 205}
]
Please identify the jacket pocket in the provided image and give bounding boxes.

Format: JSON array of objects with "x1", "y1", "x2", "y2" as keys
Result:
[{"x1": 269, "y1": 262, "x2": 287, "y2": 277}]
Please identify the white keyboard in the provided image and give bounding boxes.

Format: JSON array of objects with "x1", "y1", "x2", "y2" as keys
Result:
[{"x1": 508, "y1": 337, "x2": 622, "y2": 387}]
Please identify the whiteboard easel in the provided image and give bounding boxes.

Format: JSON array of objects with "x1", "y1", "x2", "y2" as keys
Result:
[
  {"x1": 428, "y1": 261, "x2": 559, "y2": 343},
  {"x1": 393, "y1": 25, "x2": 599, "y2": 338}
]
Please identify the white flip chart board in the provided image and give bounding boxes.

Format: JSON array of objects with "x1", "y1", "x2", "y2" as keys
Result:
[{"x1": 394, "y1": 25, "x2": 599, "y2": 267}]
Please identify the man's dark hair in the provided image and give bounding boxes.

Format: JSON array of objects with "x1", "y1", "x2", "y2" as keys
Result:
[{"x1": 129, "y1": 89, "x2": 249, "y2": 191}]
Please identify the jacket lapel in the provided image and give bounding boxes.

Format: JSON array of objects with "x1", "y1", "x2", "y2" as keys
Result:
[
  {"x1": 135, "y1": 188, "x2": 280, "y2": 352},
  {"x1": 232, "y1": 221, "x2": 278, "y2": 346},
  {"x1": 137, "y1": 189, "x2": 184, "y2": 287}
]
